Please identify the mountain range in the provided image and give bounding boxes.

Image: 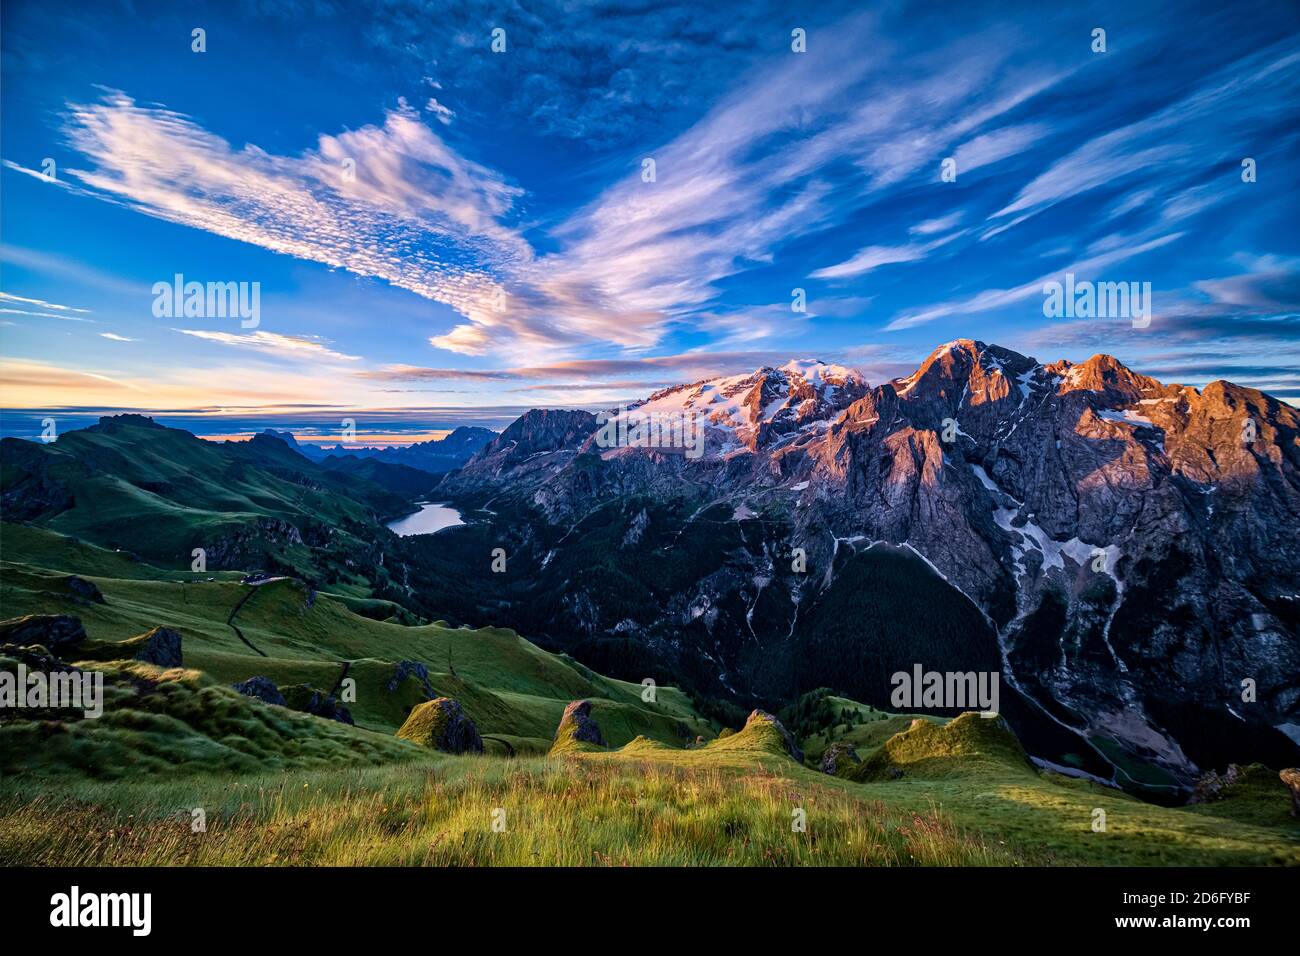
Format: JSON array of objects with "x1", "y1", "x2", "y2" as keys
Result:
[
  {"x1": 266, "y1": 426, "x2": 496, "y2": 474},
  {"x1": 433, "y1": 339, "x2": 1300, "y2": 792},
  {"x1": 2, "y1": 340, "x2": 1296, "y2": 795}
]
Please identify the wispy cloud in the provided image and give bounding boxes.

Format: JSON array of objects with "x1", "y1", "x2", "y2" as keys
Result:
[
  {"x1": 357, "y1": 349, "x2": 837, "y2": 384},
  {"x1": 0, "y1": 292, "x2": 91, "y2": 313},
  {"x1": 0, "y1": 308, "x2": 96, "y2": 323},
  {"x1": 885, "y1": 232, "x2": 1185, "y2": 331},
  {"x1": 5, "y1": 0, "x2": 1296, "y2": 400},
  {"x1": 812, "y1": 232, "x2": 964, "y2": 280},
  {"x1": 174, "y1": 329, "x2": 361, "y2": 362},
  {"x1": 35, "y1": 93, "x2": 527, "y2": 348},
  {"x1": 991, "y1": 44, "x2": 1300, "y2": 227}
]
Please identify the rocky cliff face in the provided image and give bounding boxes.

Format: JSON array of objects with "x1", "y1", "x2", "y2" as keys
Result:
[
  {"x1": 440, "y1": 341, "x2": 1300, "y2": 787},
  {"x1": 455, "y1": 408, "x2": 598, "y2": 483}
]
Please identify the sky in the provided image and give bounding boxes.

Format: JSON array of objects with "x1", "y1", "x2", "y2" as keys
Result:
[{"x1": 1, "y1": 0, "x2": 1298, "y2": 442}]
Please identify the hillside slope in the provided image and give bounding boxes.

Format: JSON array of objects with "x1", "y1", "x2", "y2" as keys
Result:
[
  {"x1": 429, "y1": 341, "x2": 1300, "y2": 789},
  {"x1": 0, "y1": 417, "x2": 408, "y2": 590}
]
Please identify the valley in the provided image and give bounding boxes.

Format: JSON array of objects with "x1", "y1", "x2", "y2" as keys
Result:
[{"x1": 2, "y1": 340, "x2": 1298, "y2": 867}]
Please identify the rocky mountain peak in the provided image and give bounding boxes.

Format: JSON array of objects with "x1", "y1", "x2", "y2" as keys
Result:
[
  {"x1": 491, "y1": 408, "x2": 597, "y2": 455},
  {"x1": 95, "y1": 413, "x2": 166, "y2": 431},
  {"x1": 439, "y1": 340, "x2": 1300, "y2": 784},
  {"x1": 1047, "y1": 353, "x2": 1160, "y2": 403},
  {"x1": 458, "y1": 408, "x2": 597, "y2": 479}
]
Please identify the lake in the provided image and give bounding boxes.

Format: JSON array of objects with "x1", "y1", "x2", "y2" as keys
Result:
[{"x1": 387, "y1": 502, "x2": 465, "y2": 536}]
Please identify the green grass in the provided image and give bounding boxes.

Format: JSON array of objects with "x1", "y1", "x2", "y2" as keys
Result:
[
  {"x1": 0, "y1": 655, "x2": 427, "y2": 779},
  {"x1": 2, "y1": 421, "x2": 406, "y2": 585},
  {"x1": 0, "y1": 760, "x2": 1032, "y2": 867},
  {"x1": 799, "y1": 695, "x2": 943, "y2": 766},
  {"x1": 3, "y1": 721, "x2": 1295, "y2": 865},
  {"x1": 0, "y1": 525, "x2": 716, "y2": 762},
  {"x1": 2, "y1": 522, "x2": 1297, "y2": 867}
]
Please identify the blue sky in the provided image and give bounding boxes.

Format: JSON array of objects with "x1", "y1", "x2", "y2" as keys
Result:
[{"x1": 2, "y1": 0, "x2": 1298, "y2": 439}]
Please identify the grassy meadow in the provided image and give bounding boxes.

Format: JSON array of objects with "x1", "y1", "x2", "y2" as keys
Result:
[{"x1": 2, "y1": 520, "x2": 1298, "y2": 867}]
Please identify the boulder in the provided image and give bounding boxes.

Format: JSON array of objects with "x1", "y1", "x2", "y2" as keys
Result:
[
  {"x1": 280, "y1": 683, "x2": 354, "y2": 724},
  {"x1": 1189, "y1": 763, "x2": 1244, "y2": 804},
  {"x1": 820, "y1": 741, "x2": 861, "y2": 775},
  {"x1": 1282, "y1": 769, "x2": 1300, "y2": 818},
  {"x1": 64, "y1": 576, "x2": 105, "y2": 604},
  {"x1": 0, "y1": 614, "x2": 86, "y2": 653},
  {"x1": 744, "y1": 709, "x2": 803, "y2": 763},
  {"x1": 396, "y1": 697, "x2": 484, "y2": 754},
  {"x1": 386, "y1": 660, "x2": 436, "y2": 698},
  {"x1": 554, "y1": 699, "x2": 606, "y2": 748},
  {"x1": 232, "y1": 676, "x2": 286, "y2": 707},
  {"x1": 131, "y1": 627, "x2": 182, "y2": 668}
]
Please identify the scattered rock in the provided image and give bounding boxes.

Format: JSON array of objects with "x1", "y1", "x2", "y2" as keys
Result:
[
  {"x1": 0, "y1": 614, "x2": 87, "y2": 653},
  {"x1": 820, "y1": 741, "x2": 861, "y2": 775},
  {"x1": 1188, "y1": 763, "x2": 1244, "y2": 804},
  {"x1": 888, "y1": 766, "x2": 905, "y2": 780},
  {"x1": 387, "y1": 660, "x2": 436, "y2": 698},
  {"x1": 396, "y1": 697, "x2": 484, "y2": 754},
  {"x1": 280, "y1": 684, "x2": 354, "y2": 724},
  {"x1": 131, "y1": 627, "x2": 182, "y2": 668},
  {"x1": 232, "y1": 676, "x2": 286, "y2": 707},
  {"x1": 744, "y1": 709, "x2": 803, "y2": 763},
  {"x1": 64, "y1": 576, "x2": 105, "y2": 605},
  {"x1": 1282, "y1": 769, "x2": 1300, "y2": 818},
  {"x1": 0, "y1": 644, "x2": 82, "y2": 678},
  {"x1": 554, "y1": 699, "x2": 606, "y2": 747}
]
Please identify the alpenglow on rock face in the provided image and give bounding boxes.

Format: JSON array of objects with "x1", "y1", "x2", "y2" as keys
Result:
[{"x1": 437, "y1": 340, "x2": 1300, "y2": 788}]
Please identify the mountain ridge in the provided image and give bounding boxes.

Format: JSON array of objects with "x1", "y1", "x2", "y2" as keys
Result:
[{"x1": 436, "y1": 339, "x2": 1300, "y2": 788}]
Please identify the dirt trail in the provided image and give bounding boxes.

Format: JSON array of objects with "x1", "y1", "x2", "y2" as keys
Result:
[{"x1": 226, "y1": 586, "x2": 268, "y2": 657}]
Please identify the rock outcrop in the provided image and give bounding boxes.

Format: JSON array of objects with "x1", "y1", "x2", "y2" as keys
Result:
[
  {"x1": 1282, "y1": 768, "x2": 1300, "y2": 818},
  {"x1": 386, "y1": 660, "x2": 437, "y2": 698},
  {"x1": 552, "y1": 699, "x2": 606, "y2": 750},
  {"x1": 1189, "y1": 764, "x2": 1246, "y2": 804},
  {"x1": 232, "y1": 676, "x2": 287, "y2": 707},
  {"x1": 396, "y1": 697, "x2": 484, "y2": 754},
  {"x1": 0, "y1": 615, "x2": 87, "y2": 653},
  {"x1": 744, "y1": 710, "x2": 803, "y2": 763},
  {"x1": 820, "y1": 741, "x2": 861, "y2": 775},
  {"x1": 280, "y1": 684, "x2": 353, "y2": 724},
  {"x1": 130, "y1": 627, "x2": 183, "y2": 668},
  {"x1": 64, "y1": 576, "x2": 105, "y2": 605}
]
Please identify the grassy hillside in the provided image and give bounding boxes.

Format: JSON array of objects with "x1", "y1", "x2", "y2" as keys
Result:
[
  {"x1": 0, "y1": 522, "x2": 716, "y2": 764},
  {"x1": 320, "y1": 455, "x2": 441, "y2": 498},
  {"x1": 3, "y1": 704, "x2": 1295, "y2": 866},
  {"x1": 2, "y1": 518, "x2": 1297, "y2": 868},
  {"x1": 0, "y1": 419, "x2": 406, "y2": 585}
]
